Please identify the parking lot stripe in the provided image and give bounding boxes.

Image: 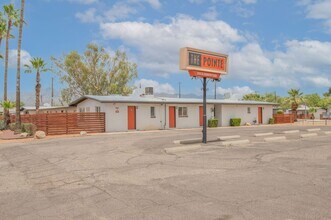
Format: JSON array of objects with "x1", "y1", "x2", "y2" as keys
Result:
[
  {"x1": 221, "y1": 139, "x2": 250, "y2": 146},
  {"x1": 325, "y1": 131, "x2": 331, "y2": 135}
]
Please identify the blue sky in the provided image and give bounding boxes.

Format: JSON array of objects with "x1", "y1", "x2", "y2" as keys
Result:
[{"x1": 1, "y1": 0, "x2": 331, "y2": 104}]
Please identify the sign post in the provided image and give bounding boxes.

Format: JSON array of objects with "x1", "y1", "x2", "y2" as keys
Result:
[{"x1": 180, "y1": 47, "x2": 228, "y2": 144}]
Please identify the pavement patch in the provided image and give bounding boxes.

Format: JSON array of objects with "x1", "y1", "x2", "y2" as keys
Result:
[
  {"x1": 217, "y1": 135, "x2": 241, "y2": 141},
  {"x1": 264, "y1": 136, "x2": 287, "y2": 142},
  {"x1": 221, "y1": 139, "x2": 250, "y2": 146},
  {"x1": 282, "y1": 130, "x2": 300, "y2": 134},
  {"x1": 165, "y1": 144, "x2": 201, "y2": 153},
  {"x1": 254, "y1": 132, "x2": 274, "y2": 137},
  {"x1": 300, "y1": 133, "x2": 318, "y2": 138},
  {"x1": 307, "y1": 128, "x2": 321, "y2": 132}
]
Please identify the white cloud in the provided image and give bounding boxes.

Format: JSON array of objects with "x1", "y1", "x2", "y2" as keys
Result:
[
  {"x1": 8, "y1": 49, "x2": 32, "y2": 68},
  {"x1": 100, "y1": 15, "x2": 244, "y2": 75},
  {"x1": 67, "y1": 0, "x2": 98, "y2": 4},
  {"x1": 202, "y1": 6, "x2": 218, "y2": 21},
  {"x1": 213, "y1": 0, "x2": 257, "y2": 4},
  {"x1": 303, "y1": 76, "x2": 331, "y2": 87},
  {"x1": 217, "y1": 86, "x2": 254, "y2": 100},
  {"x1": 99, "y1": 14, "x2": 331, "y2": 89},
  {"x1": 302, "y1": 0, "x2": 331, "y2": 33},
  {"x1": 134, "y1": 79, "x2": 176, "y2": 94},
  {"x1": 75, "y1": 8, "x2": 101, "y2": 23},
  {"x1": 129, "y1": 0, "x2": 162, "y2": 9}
]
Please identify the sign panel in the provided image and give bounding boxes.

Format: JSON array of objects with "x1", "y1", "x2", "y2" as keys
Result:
[{"x1": 180, "y1": 47, "x2": 228, "y2": 78}]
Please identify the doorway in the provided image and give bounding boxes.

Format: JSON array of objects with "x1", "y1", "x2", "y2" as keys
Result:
[
  {"x1": 258, "y1": 107, "x2": 263, "y2": 124},
  {"x1": 128, "y1": 106, "x2": 136, "y2": 130},
  {"x1": 169, "y1": 106, "x2": 176, "y2": 128}
]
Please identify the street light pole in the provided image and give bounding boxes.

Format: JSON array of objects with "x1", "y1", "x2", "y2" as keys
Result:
[{"x1": 203, "y1": 77, "x2": 207, "y2": 144}]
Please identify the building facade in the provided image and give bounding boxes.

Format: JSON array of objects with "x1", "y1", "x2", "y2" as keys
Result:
[{"x1": 70, "y1": 95, "x2": 275, "y2": 132}]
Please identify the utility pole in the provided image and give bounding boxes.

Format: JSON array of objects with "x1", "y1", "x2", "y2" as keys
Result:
[
  {"x1": 51, "y1": 77, "x2": 54, "y2": 107},
  {"x1": 178, "y1": 82, "x2": 181, "y2": 98},
  {"x1": 214, "y1": 80, "x2": 217, "y2": 99}
]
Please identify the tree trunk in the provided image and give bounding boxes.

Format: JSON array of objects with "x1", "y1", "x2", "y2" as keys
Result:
[
  {"x1": 4, "y1": 20, "x2": 12, "y2": 127},
  {"x1": 16, "y1": 0, "x2": 25, "y2": 129},
  {"x1": 36, "y1": 71, "x2": 41, "y2": 114}
]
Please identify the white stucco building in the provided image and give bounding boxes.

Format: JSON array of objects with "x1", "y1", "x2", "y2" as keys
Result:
[{"x1": 69, "y1": 94, "x2": 275, "y2": 132}]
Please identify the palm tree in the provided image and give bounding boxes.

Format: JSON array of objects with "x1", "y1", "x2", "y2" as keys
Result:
[
  {"x1": 0, "y1": 12, "x2": 7, "y2": 49},
  {"x1": 0, "y1": 100, "x2": 15, "y2": 127},
  {"x1": 287, "y1": 89, "x2": 303, "y2": 121},
  {"x1": 3, "y1": 4, "x2": 19, "y2": 126},
  {"x1": 25, "y1": 58, "x2": 50, "y2": 113},
  {"x1": 15, "y1": 0, "x2": 25, "y2": 129}
]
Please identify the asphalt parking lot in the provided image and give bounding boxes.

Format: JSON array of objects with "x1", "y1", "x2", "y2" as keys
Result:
[{"x1": 0, "y1": 125, "x2": 331, "y2": 220}]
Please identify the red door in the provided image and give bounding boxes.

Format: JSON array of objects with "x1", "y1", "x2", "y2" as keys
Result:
[
  {"x1": 199, "y1": 106, "x2": 203, "y2": 126},
  {"x1": 128, "y1": 106, "x2": 136, "y2": 130},
  {"x1": 258, "y1": 107, "x2": 263, "y2": 124},
  {"x1": 169, "y1": 106, "x2": 176, "y2": 128}
]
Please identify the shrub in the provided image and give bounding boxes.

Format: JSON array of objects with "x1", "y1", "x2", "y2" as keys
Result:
[
  {"x1": 0, "y1": 120, "x2": 5, "y2": 130},
  {"x1": 7, "y1": 123, "x2": 37, "y2": 136},
  {"x1": 21, "y1": 123, "x2": 37, "y2": 136},
  {"x1": 208, "y1": 118, "x2": 218, "y2": 127},
  {"x1": 230, "y1": 118, "x2": 241, "y2": 126},
  {"x1": 269, "y1": 118, "x2": 275, "y2": 124},
  {"x1": 277, "y1": 110, "x2": 284, "y2": 114}
]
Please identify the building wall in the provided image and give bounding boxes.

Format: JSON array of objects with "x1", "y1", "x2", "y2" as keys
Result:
[
  {"x1": 220, "y1": 104, "x2": 273, "y2": 126},
  {"x1": 76, "y1": 99, "x2": 273, "y2": 132},
  {"x1": 23, "y1": 107, "x2": 77, "y2": 115}
]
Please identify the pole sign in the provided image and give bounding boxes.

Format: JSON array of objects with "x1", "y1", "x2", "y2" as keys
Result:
[
  {"x1": 179, "y1": 47, "x2": 228, "y2": 144},
  {"x1": 180, "y1": 47, "x2": 228, "y2": 79}
]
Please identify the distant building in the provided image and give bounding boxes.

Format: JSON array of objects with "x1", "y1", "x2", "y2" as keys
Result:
[{"x1": 21, "y1": 106, "x2": 77, "y2": 115}]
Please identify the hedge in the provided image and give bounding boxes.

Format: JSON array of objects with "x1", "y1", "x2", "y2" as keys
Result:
[
  {"x1": 208, "y1": 118, "x2": 218, "y2": 128},
  {"x1": 230, "y1": 118, "x2": 241, "y2": 126}
]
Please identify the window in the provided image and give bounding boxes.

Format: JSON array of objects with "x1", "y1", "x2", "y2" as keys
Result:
[
  {"x1": 150, "y1": 107, "x2": 155, "y2": 118},
  {"x1": 86, "y1": 107, "x2": 90, "y2": 112},
  {"x1": 79, "y1": 107, "x2": 85, "y2": 113},
  {"x1": 178, "y1": 107, "x2": 188, "y2": 117},
  {"x1": 247, "y1": 107, "x2": 251, "y2": 114},
  {"x1": 95, "y1": 106, "x2": 101, "y2": 113}
]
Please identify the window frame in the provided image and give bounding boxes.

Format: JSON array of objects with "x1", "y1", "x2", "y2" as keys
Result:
[
  {"x1": 178, "y1": 107, "x2": 188, "y2": 117},
  {"x1": 150, "y1": 106, "x2": 156, "y2": 118}
]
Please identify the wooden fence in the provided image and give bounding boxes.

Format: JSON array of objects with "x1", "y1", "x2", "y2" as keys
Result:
[
  {"x1": 273, "y1": 114, "x2": 294, "y2": 124},
  {"x1": 11, "y1": 112, "x2": 105, "y2": 135}
]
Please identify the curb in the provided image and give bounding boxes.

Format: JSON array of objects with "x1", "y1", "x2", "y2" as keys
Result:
[
  {"x1": 283, "y1": 130, "x2": 300, "y2": 134},
  {"x1": 264, "y1": 136, "x2": 287, "y2": 142},
  {"x1": 217, "y1": 135, "x2": 241, "y2": 140},
  {"x1": 254, "y1": 132, "x2": 274, "y2": 137},
  {"x1": 173, "y1": 138, "x2": 201, "y2": 144},
  {"x1": 221, "y1": 139, "x2": 250, "y2": 146},
  {"x1": 300, "y1": 133, "x2": 318, "y2": 138}
]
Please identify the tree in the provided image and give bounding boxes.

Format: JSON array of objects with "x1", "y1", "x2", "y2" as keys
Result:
[
  {"x1": 24, "y1": 58, "x2": 50, "y2": 113},
  {"x1": 0, "y1": 100, "x2": 15, "y2": 127},
  {"x1": 3, "y1": 4, "x2": 19, "y2": 128},
  {"x1": 318, "y1": 98, "x2": 331, "y2": 113},
  {"x1": 287, "y1": 89, "x2": 303, "y2": 121},
  {"x1": 323, "y1": 87, "x2": 331, "y2": 97},
  {"x1": 15, "y1": 0, "x2": 25, "y2": 129},
  {"x1": 0, "y1": 11, "x2": 7, "y2": 51},
  {"x1": 242, "y1": 93, "x2": 264, "y2": 101},
  {"x1": 303, "y1": 93, "x2": 321, "y2": 107},
  {"x1": 52, "y1": 43, "x2": 138, "y2": 104}
]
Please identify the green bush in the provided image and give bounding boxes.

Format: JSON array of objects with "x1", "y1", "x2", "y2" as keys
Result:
[
  {"x1": 230, "y1": 118, "x2": 241, "y2": 126},
  {"x1": 277, "y1": 110, "x2": 284, "y2": 114},
  {"x1": 7, "y1": 123, "x2": 37, "y2": 136},
  {"x1": 269, "y1": 118, "x2": 275, "y2": 124},
  {"x1": 0, "y1": 120, "x2": 5, "y2": 130},
  {"x1": 208, "y1": 118, "x2": 218, "y2": 127}
]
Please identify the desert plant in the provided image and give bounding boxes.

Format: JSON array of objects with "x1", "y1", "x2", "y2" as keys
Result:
[
  {"x1": 0, "y1": 120, "x2": 5, "y2": 130},
  {"x1": 208, "y1": 118, "x2": 218, "y2": 127},
  {"x1": 277, "y1": 110, "x2": 284, "y2": 114},
  {"x1": 21, "y1": 123, "x2": 36, "y2": 136},
  {"x1": 269, "y1": 118, "x2": 275, "y2": 124},
  {"x1": 230, "y1": 118, "x2": 241, "y2": 126}
]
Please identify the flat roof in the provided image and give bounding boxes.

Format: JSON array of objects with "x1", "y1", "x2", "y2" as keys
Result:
[{"x1": 69, "y1": 95, "x2": 277, "y2": 106}]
